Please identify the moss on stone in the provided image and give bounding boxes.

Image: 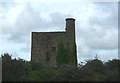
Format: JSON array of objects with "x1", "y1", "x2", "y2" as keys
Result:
[{"x1": 56, "y1": 41, "x2": 77, "y2": 67}]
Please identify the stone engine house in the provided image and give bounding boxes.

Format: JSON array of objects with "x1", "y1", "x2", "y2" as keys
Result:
[{"x1": 31, "y1": 18, "x2": 77, "y2": 66}]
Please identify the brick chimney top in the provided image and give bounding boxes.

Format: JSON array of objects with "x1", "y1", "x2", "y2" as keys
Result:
[{"x1": 65, "y1": 18, "x2": 75, "y2": 21}]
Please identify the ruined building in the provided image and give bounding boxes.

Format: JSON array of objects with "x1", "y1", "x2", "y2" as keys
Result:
[{"x1": 31, "y1": 18, "x2": 77, "y2": 67}]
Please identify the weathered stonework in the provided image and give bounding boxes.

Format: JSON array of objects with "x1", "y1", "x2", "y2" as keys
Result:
[{"x1": 31, "y1": 18, "x2": 77, "y2": 67}]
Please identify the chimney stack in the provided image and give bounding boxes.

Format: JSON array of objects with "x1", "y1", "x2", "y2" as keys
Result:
[{"x1": 65, "y1": 18, "x2": 75, "y2": 33}]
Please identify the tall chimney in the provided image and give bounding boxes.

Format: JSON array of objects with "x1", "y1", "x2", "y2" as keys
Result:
[
  {"x1": 65, "y1": 18, "x2": 76, "y2": 43},
  {"x1": 65, "y1": 18, "x2": 75, "y2": 33}
]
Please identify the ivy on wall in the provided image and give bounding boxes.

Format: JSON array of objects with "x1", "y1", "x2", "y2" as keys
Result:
[
  {"x1": 71, "y1": 42, "x2": 77, "y2": 65},
  {"x1": 56, "y1": 41, "x2": 77, "y2": 67},
  {"x1": 56, "y1": 41, "x2": 70, "y2": 67}
]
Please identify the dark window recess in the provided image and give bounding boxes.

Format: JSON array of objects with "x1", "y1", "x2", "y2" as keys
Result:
[
  {"x1": 52, "y1": 47, "x2": 56, "y2": 51},
  {"x1": 46, "y1": 51, "x2": 50, "y2": 61}
]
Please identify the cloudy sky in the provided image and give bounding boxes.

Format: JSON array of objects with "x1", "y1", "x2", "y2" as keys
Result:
[{"x1": 0, "y1": 0, "x2": 118, "y2": 63}]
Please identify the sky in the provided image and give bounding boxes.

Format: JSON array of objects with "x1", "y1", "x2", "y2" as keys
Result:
[{"x1": 0, "y1": 0, "x2": 119, "y2": 63}]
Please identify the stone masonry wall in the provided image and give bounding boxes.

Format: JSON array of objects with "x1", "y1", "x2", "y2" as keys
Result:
[{"x1": 31, "y1": 18, "x2": 76, "y2": 67}]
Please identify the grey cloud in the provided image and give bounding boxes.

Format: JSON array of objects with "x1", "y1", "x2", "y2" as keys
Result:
[
  {"x1": 77, "y1": 2, "x2": 118, "y2": 50},
  {"x1": 89, "y1": 2, "x2": 118, "y2": 29},
  {"x1": 0, "y1": 1, "x2": 18, "y2": 14},
  {"x1": 119, "y1": 2, "x2": 120, "y2": 50},
  {"x1": 7, "y1": 5, "x2": 71, "y2": 43},
  {"x1": 1, "y1": 2, "x2": 118, "y2": 62},
  {"x1": 80, "y1": 28, "x2": 118, "y2": 49},
  {"x1": 1, "y1": 3, "x2": 72, "y2": 53},
  {"x1": 7, "y1": 3, "x2": 45, "y2": 43},
  {"x1": 49, "y1": 12, "x2": 71, "y2": 28},
  {"x1": 0, "y1": 2, "x2": 17, "y2": 8},
  {"x1": 20, "y1": 41, "x2": 30, "y2": 53},
  {"x1": 77, "y1": 40, "x2": 96, "y2": 59}
]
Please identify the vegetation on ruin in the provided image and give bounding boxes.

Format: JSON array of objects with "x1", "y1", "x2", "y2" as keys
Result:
[
  {"x1": 56, "y1": 41, "x2": 70, "y2": 67},
  {"x1": 56, "y1": 41, "x2": 77, "y2": 67},
  {"x1": 1, "y1": 53, "x2": 120, "y2": 81},
  {"x1": 71, "y1": 42, "x2": 77, "y2": 65}
]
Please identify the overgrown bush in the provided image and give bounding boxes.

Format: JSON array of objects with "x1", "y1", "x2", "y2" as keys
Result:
[
  {"x1": 2, "y1": 53, "x2": 120, "y2": 81},
  {"x1": 26, "y1": 62, "x2": 58, "y2": 81},
  {"x1": 2, "y1": 53, "x2": 27, "y2": 81}
]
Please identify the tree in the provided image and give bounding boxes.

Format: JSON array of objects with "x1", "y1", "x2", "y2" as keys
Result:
[
  {"x1": 81, "y1": 59, "x2": 106, "y2": 81},
  {"x1": 2, "y1": 53, "x2": 27, "y2": 81},
  {"x1": 104, "y1": 59, "x2": 120, "y2": 81},
  {"x1": 105, "y1": 59, "x2": 120, "y2": 70},
  {"x1": 26, "y1": 61, "x2": 57, "y2": 81},
  {"x1": 83, "y1": 59, "x2": 106, "y2": 73},
  {"x1": 54, "y1": 64, "x2": 94, "y2": 81}
]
